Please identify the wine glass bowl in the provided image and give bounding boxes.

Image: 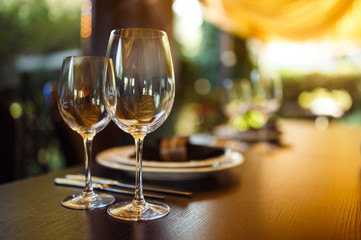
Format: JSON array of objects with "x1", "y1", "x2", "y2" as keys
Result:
[
  {"x1": 58, "y1": 56, "x2": 115, "y2": 209},
  {"x1": 222, "y1": 77, "x2": 252, "y2": 127},
  {"x1": 249, "y1": 69, "x2": 283, "y2": 150},
  {"x1": 250, "y1": 69, "x2": 283, "y2": 122},
  {"x1": 104, "y1": 28, "x2": 175, "y2": 221}
]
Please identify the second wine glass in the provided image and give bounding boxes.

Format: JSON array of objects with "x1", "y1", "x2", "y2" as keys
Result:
[
  {"x1": 249, "y1": 69, "x2": 283, "y2": 150},
  {"x1": 58, "y1": 56, "x2": 115, "y2": 209},
  {"x1": 104, "y1": 28, "x2": 175, "y2": 221},
  {"x1": 222, "y1": 77, "x2": 252, "y2": 129},
  {"x1": 250, "y1": 69, "x2": 282, "y2": 119}
]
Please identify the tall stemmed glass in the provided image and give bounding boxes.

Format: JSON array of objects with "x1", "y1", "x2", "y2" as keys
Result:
[
  {"x1": 222, "y1": 78, "x2": 252, "y2": 129},
  {"x1": 250, "y1": 69, "x2": 283, "y2": 149},
  {"x1": 58, "y1": 56, "x2": 115, "y2": 209},
  {"x1": 104, "y1": 28, "x2": 175, "y2": 221}
]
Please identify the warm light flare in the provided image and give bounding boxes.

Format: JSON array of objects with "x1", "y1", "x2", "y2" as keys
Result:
[
  {"x1": 81, "y1": 0, "x2": 92, "y2": 39},
  {"x1": 173, "y1": 0, "x2": 203, "y2": 57},
  {"x1": 298, "y1": 88, "x2": 352, "y2": 118}
]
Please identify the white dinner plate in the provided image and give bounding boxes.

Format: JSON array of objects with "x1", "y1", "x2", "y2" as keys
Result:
[
  {"x1": 98, "y1": 146, "x2": 235, "y2": 168},
  {"x1": 96, "y1": 146, "x2": 244, "y2": 181}
]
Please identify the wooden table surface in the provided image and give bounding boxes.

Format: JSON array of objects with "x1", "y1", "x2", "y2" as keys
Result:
[{"x1": 1, "y1": 119, "x2": 361, "y2": 240}]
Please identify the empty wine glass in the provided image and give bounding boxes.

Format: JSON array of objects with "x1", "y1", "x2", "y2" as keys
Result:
[
  {"x1": 249, "y1": 69, "x2": 282, "y2": 150},
  {"x1": 58, "y1": 56, "x2": 115, "y2": 209},
  {"x1": 104, "y1": 28, "x2": 175, "y2": 221},
  {"x1": 222, "y1": 77, "x2": 252, "y2": 129}
]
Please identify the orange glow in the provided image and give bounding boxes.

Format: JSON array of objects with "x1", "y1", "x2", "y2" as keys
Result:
[
  {"x1": 201, "y1": 0, "x2": 361, "y2": 41},
  {"x1": 81, "y1": 1, "x2": 92, "y2": 39}
]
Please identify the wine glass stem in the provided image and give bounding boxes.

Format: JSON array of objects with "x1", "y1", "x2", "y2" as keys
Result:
[
  {"x1": 134, "y1": 135, "x2": 146, "y2": 205},
  {"x1": 82, "y1": 135, "x2": 94, "y2": 195}
]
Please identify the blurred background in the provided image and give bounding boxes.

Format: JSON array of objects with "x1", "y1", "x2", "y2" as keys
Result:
[{"x1": 1, "y1": 0, "x2": 361, "y2": 183}]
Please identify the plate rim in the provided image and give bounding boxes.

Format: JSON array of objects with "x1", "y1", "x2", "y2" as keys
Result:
[
  {"x1": 96, "y1": 145, "x2": 244, "y2": 174},
  {"x1": 98, "y1": 145, "x2": 239, "y2": 168}
]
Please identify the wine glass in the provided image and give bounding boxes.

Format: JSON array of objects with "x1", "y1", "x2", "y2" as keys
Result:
[
  {"x1": 249, "y1": 69, "x2": 283, "y2": 150},
  {"x1": 57, "y1": 56, "x2": 115, "y2": 209},
  {"x1": 104, "y1": 28, "x2": 175, "y2": 221},
  {"x1": 222, "y1": 77, "x2": 252, "y2": 129}
]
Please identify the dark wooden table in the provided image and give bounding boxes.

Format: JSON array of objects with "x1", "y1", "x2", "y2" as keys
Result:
[{"x1": 1, "y1": 119, "x2": 361, "y2": 240}]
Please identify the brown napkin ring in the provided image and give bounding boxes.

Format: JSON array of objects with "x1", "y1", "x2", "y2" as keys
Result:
[{"x1": 159, "y1": 137, "x2": 188, "y2": 162}]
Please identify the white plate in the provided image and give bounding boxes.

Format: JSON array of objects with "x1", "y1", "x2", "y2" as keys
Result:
[
  {"x1": 96, "y1": 146, "x2": 244, "y2": 181},
  {"x1": 99, "y1": 146, "x2": 234, "y2": 168}
]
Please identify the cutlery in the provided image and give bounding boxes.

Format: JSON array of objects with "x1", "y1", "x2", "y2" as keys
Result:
[
  {"x1": 54, "y1": 178, "x2": 165, "y2": 199},
  {"x1": 65, "y1": 174, "x2": 193, "y2": 197}
]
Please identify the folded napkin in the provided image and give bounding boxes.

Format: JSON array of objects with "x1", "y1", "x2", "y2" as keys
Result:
[{"x1": 132, "y1": 137, "x2": 225, "y2": 162}]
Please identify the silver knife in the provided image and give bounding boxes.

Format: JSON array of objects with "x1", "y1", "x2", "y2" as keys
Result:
[
  {"x1": 65, "y1": 174, "x2": 193, "y2": 197},
  {"x1": 54, "y1": 178, "x2": 165, "y2": 199}
]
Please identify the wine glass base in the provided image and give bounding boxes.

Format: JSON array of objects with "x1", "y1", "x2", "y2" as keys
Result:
[
  {"x1": 107, "y1": 200, "x2": 170, "y2": 221},
  {"x1": 61, "y1": 191, "x2": 115, "y2": 210}
]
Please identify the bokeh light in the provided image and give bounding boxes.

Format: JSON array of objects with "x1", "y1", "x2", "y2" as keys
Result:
[
  {"x1": 9, "y1": 102, "x2": 22, "y2": 119},
  {"x1": 194, "y1": 78, "x2": 212, "y2": 95},
  {"x1": 298, "y1": 88, "x2": 352, "y2": 117}
]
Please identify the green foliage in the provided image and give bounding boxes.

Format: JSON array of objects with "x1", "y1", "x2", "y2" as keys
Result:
[
  {"x1": 0, "y1": 0, "x2": 81, "y2": 64},
  {"x1": 174, "y1": 22, "x2": 255, "y2": 132},
  {"x1": 0, "y1": 2, "x2": 25, "y2": 64},
  {"x1": 0, "y1": 0, "x2": 81, "y2": 180}
]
